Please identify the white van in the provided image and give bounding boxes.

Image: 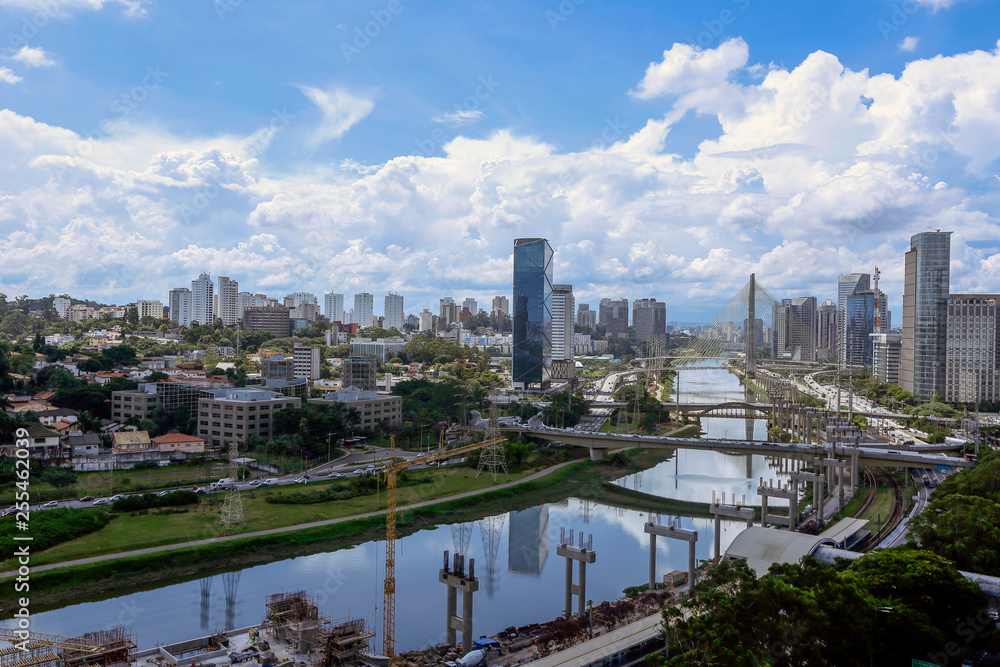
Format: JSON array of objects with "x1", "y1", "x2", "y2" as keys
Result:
[{"x1": 260, "y1": 478, "x2": 278, "y2": 487}]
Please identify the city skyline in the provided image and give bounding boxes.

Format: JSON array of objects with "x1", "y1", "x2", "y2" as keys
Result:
[{"x1": 1, "y1": 3, "x2": 999, "y2": 320}]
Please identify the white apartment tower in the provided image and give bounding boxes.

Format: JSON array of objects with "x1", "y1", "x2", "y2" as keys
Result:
[
  {"x1": 384, "y1": 292, "x2": 404, "y2": 330},
  {"x1": 169, "y1": 288, "x2": 192, "y2": 327},
  {"x1": 462, "y1": 298, "x2": 478, "y2": 316},
  {"x1": 551, "y1": 284, "x2": 575, "y2": 361},
  {"x1": 52, "y1": 296, "x2": 71, "y2": 320},
  {"x1": 217, "y1": 276, "x2": 239, "y2": 326},
  {"x1": 324, "y1": 292, "x2": 345, "y2": 323},
  {"x1": 191, "y1": 273, "x2": 214, "y2": 326},
  {"x1": 354, "y1": 292, "x2": 374, "y2": 329},
  {"x1": 137, "y1": 300, "x2": 163, "y2": 321}
]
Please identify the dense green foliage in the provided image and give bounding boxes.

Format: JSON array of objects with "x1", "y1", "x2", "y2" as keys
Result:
[
  {"x1": 0, "y1": 508, "x2": 111, "y2": 554},
  {"x1": 663, "y1": 551, "x2": 995, "y2": 666},
  {"x1": 908, "y1": 450, "x2": 1000, "y2": 575}
]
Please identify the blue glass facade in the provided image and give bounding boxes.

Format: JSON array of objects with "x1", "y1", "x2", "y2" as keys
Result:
[
  {"x1": 512, "y1": 238, "x2": 553, "y2": 388},
  {"x1": 900, "y1": 231, "x2": 951, "y2": 401}
]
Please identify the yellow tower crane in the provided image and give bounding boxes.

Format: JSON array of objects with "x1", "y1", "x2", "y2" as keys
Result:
[{"x1": 380, "y1": 431, "x2": 507, "y2": 660}]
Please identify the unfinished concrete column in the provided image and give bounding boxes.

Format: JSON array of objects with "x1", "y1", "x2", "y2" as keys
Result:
[
  {"x1": 440, "y1": 551, "x2": 478, "y2": 653},
  {"x1": 757, "y1": 479, "x2": 798, "y2": 530},
  {"x1": 791, "y1": 467, "x2": 825, "y2": 528},
  {"x1": 557, "y1": 529, "x2": 596, "y2": 619},
  {"x1": 711, "y1": 492, "x2": 755, "y2": 562},
  {"x1": 645, "y1": 518, "x2": 698, "y2": 591}
]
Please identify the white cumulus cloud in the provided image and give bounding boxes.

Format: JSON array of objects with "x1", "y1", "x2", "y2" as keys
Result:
[
  {"x1": 0, "y1": 67, "x2": 21, "y2": 84},
  {"x1": 899, "y1": 36, "x2": 920, "y2": 52},
  {"x1": 10, "y1": 46, "x2": 55, "y2": 67}
]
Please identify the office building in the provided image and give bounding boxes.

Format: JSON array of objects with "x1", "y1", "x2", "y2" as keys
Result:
[
  {"x1": 191, "y1": 272, "x2": 214, "y2": 325},
  {"x1": 292, "y1": 343, "x2": 321, "y2": 381},
  {"x1": 137, "y1": 299, "x2": 163, "y2": 321},
  {"x1": 843, "y1": 289, "x2": 887, "y2": 368},
  {"x1": 324, "y1": 292, "x2": 345, "y2": 323},
  {"x1": 308, "y1": 387, "x2": 402, "y2": 430},
  {"x1": 599, "y1": 298, "x2": 629, "y2": 338},
  {"x1": 491, "y1": 295, "x2": 509, "y2": 317},
  {"x1": 462, "y1": 298, "x2": 478, "y2": 316},
  {"x1": 242, "y1": 305, "x2": 292, "y2": 337},
  {"x1": 633, "y1": 298, "x2": 667, "y2": 342},
  {"x1": 900, "y1": 231, "x2": 952, "y2": 402},
  {"x1": 817, "y1": 300, "x2": 837, "y2": 359},
  {"x1": 873, "y1": 331, "x2": 902, "y2": 385},
  {"x1": 215, "y1": 276, "x2": 238, "y2": 326},
  {"x1": 577, "y1": 303, "x2": 597, "y2": 330},
  {"x1": 384, "y1": 293, "x2": 404, "y2": 331},
  {"x1": 341, "y1": 356, "x2": 378, "y2": 391},
  {"x1": 419, "y1": 309, "x2": 434, "y2": 332},
  {"x1": 551, "y1": 284, "x2": 575, "y2": 380},
  {"x1": 351, "y1": 337, "x2": 406, "y2": 361},
  {"x1": 945, "y1": 295, "x2": 1000, "y2": 404},
  {"x1": 261, "y1": 354, "x2": 295, "y2": 381},
  {"x1": 512, "y1": 238, "x2": 553, "y2": 389},
  {"x1": 353, "y1": 292, "x2": 374, "y2": 329},
  {"x1": 52, "y1": 296, "x2": 71, "y2": 320},
  {"x1": 196, "y1": 388, "x2": 299, "y2": 448},
  {"x1": 772, "y1": 297, "x2": 817, "y2": 361}
]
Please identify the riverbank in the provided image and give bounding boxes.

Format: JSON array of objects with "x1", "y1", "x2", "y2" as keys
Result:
[{"x1": 0, "y1": 449, "x2": 673, "y2": 614}]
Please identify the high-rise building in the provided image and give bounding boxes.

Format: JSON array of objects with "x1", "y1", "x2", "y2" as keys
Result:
[
  {"x1": 353, "y1": 292, "x2": 374, "y2": 330},
  {"x1": 169, "y1": 288, "x2": 192, "y2": 327},
  {"x1": 873, "y1": 331, "x2": 902, "y2": 385},
  {"x1": 945, "y1": 294, "x2": 1000, "y2": 404},
  {"x1": 236, "y1": 292, "x2": 254, "y2": 321},
  {"x1": 772, "y1": 297, "x2": 817, "y2": 361},
  {"x1": 324, "y1": 292, "x2": 345, "y2": 323},
  {"x1": 216, "y1": 276, "x2": 239, "y2": 326},
  {"x1": 285, "y1": 292, "x2": 319, "y2": 308},
  {"x1": 52, "y1": 296, "x2": 71, "y2": 320},
  {"x1": 843, "y1": 289, "x2": 887, "y2": 368},
  {"x1": 491, "y1": 295, "x2": 509, "y2": 317},
  {"x1": 576, "y1": 303, "x2": 597, "y2": 330},
  {"x1": 900, "y1": 231, "x2": 952, "y2": 402},
  {"x1": 599, "y1": 298, "x2": 629, "y2": 338},
  {"x1": 419, "y1": 309, "x2": 434, "y2": 332},
  {"x1": 341, "y1": 356, "x2": 378, "y2": 391},
  {"x1": 137, "y1": 299, "x2": 164, "y2": 321},
  {"x1": 632, "y1": 298, "x2": 666, "y2": 342},
  {"x1": 292, "y1": 343, "x2": 321, "y2": 381},
  {"x1": 817, "y1": 300, "x2": 837, "y2": 359},
  {"x1": 384, "y1": 293, "x2": 404, "y2": 331},
  {"x1": 837, "y1": 273, "x2": 869, "y2": 365},
  {"x1": 439, "y1": 297, "x2": 458, "y2": 324},
  {"x1": 242, "y1": 305, "x2": 292, "y2": 337},
  {"x1": 512, "y1": 238, "x2": 553, "y2": 389},
  {"x1": 462, "y1": 298, "x2": 478, "y2": 316},
  {"x1": 191, "y1": 273, "x2": 214, "y2": 326},
  {"x1": 551, "y1": 285, "x2": 575, "y2": 380}
]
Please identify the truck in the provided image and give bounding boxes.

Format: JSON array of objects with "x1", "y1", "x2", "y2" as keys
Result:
[{"x1": 212, "y1": 478, "x2": 236, "y2": 490}]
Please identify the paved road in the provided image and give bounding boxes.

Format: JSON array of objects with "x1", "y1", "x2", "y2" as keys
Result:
[{"x1": 0, "y1": 459, "x2": 579, "y2": 579}]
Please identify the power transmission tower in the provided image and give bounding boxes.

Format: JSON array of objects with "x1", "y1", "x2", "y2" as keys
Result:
[
  {"x1": 476, "y1": 388, "x2": 509, "y2": 481},
  {"x1": 479, "y1": 515, "x2": 505, "y2": 597},
  {"x1": 220, "y1": 439, "x2": 244, "y2": 530},
  {"x1": 451, "y1": 523, "x2": 473, "y2": 556}
]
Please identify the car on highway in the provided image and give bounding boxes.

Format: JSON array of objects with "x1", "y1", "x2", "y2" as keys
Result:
[
  {"x1": 2, "y1": 506, "x2": 16, "y2": 516},
  {"x1": 42, "y1": 500, "x2": 58, "y2": 508},
  {"x1": 327, "y1": 471, "x2": 345, "y2": 478},
  {"x1": 110, "y1": 494, "x2": 125, "y2": 502},
  {"x1": 156, "y1": 490, "x2": 171, "y2": 496},
  {"x1": 294, "y1": 476, "x2": 308, "y2": 484},
  {"x1": 79, "y1": 495, "x2": 95, "y2": 502},
  {"x1": 248, "y1": 479, "x2": 262, "y2": 486},
  {"x1": 93, "y1": 498, "x2": 112, "y2": 506}
]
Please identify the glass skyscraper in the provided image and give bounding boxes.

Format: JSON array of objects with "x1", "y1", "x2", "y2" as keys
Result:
[
  {"x1": 900, "y1": 231, "x2": 951, "y2": 402},
  {"x1": 512, "y1": 238, "x2": 553, "y2": 389}
]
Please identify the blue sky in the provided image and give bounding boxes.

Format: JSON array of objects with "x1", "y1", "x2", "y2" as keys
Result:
[{"x1": 1, "y1": 0, "x2": 1000, "y2": 321}]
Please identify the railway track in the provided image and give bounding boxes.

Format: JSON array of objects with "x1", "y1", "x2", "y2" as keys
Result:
[
  {"x1": 854, "y1": 467, "x2": 905, "y2": 550},
  {"x1": 851, "y1": 467, "x2": 879, "y2": 519}
]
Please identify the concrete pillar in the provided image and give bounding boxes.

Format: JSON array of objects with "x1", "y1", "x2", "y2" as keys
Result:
[
  {"x1": 440, "y1": 551, "x2": 478, "y2": 652},
  {"x1": 446, "y1": 587, "x2": 457, "y2": 647},
  {"x1": 645, "y1": 520, "x2": 698, "y2": 592},
  {"x1": 557, "y1": 529, "x2": 596, "y2": 618},
  {"x1": 564, "y1": 554, "x2": 573, "y2": 618},
  {"x1": 648, "y1": 533, "x2": 657, "y2": 589},
  {"x1": 578, "y1": 561, "x2": 587, "y2": 617},
  {"x1": 462, "y1": 589, "x2": 473, "y2": 653}
]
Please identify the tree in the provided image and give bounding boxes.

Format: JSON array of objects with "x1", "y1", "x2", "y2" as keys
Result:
[
  {"x1": 41, "y1": 467, "x2": 78, "y2": 488},
  {"x1": 146, "y1": 371, "x2": 169, "y2": 382},
  {"x1": 0, "y1": 311, "x2": 33, "y2": 337}
]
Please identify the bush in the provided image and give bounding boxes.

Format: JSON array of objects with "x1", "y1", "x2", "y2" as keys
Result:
[{"x1": 0, "y1": 508, "x2": 110, "y2": 554}]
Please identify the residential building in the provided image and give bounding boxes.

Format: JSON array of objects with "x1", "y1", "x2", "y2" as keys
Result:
[
  {"x1": 196, "y1": 388, "x2": 300, "y2": 448},
  {"x1": 351, "y1": 337, "x2": 406, "y2": 361},
  {"x1": 419, "y1": 309, "x2": 434, "y2": 332},
  {"x1": 512, "y1": 238, "x2": 553, "y2": 389},
  {"x1": 462, "y1": 298, "x2": 478, "y2": 316},
  {"x1": 341, "y1": 356, "x2": 378, "y2": 391},
  {"x1": 873, "y1": 331, "x2": 903, "y2": 386},
  {"x1": 216, "y1": 276, "x2": 239, "y2": 326},
  {"x1": 112, "y1": 430, "x2": 153, "y2": 453},
  {"x1": 16, "y1": 424, "x2": 63, "y2": 459},
  {"x1": 491, "y1": 295, "x2": 509, "y2": 317},
  {"x1": 900, "y1": 231, "x2": 952, "y2": 402},
  {"x1": 599, "y1": 298, "x2": 629, "y2": 338},
  {"x1": 551, "y1": 284, "x2": 575, "y2": 380},
  {"x1": 243, "y1": 305, "x2": 292, "y2": 337},
  {"x1": 53, "y1": 295, "x2": 71, "y2": 320},
  {"x1": 44, "y1": 334, "x2": 76, "y2": 347},
  {"x1": 577, "y1": 303, "x2": 597, "y2": 330},
  {"x1": 260, "y1": 354, "x2": 295, "y2": 381},
  {"x1": 384, "y1": 293, "x2": 404, "y2": 331},
  {"x1": 439, "y1": 297, "x2": 458, "y2": 325},
  {"x1": 152, "y1": 432, "x2": 206, "y2": 453},
  {"x1": 325, "y1": 292, "x2": 345, "y2": 323},
  {"x1": 137, "y1": 299, "x2": 164, "y2": 321},
  {"x1": 293, "y1": 343, "x2": 321, "y2": 380},
  {"x1": 69, "y1": 303, "x2": 96, "y2": 322},
  {"x1": 633, "y1": 298, "x2": 667, "y2": 343},
  {"x1": 191, "y1": 272, "x2": 214, "y2": 325},
  {"x1": 289, "y1": 302, "x2": 319, "y2": 322},
  {"x1": 111, "y1": 385, "x2": 160, "y2": 422},
  {"x1": 68, "y1": 433, "x2": 102, "y2": 457},
  {"x1": 353, "y1": 292, "x2": 374, "y2": 329},
  {"x1": 945, "y1": 294, "x2": 1000, "y2": 404},
  {"x1": 308, "y1": 387, "x2": 402, "y2": 430},
  {"x1": 98, "y1": 306, "x2": 126, "y2": 319},
  {"x1": 285, "y1": 292, "x2": 319, "y2": 309},
  {"x1": 169, "y1": 287, "x2": 193, "y2": 327}
]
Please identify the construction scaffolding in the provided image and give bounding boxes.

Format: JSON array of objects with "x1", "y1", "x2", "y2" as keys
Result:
[
  {"x1": 0, "y1": 627, "x2": 135, "y2": 667},
  {"x1": 262, "y1": 592, "x2": 371, "y2": 666}
]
